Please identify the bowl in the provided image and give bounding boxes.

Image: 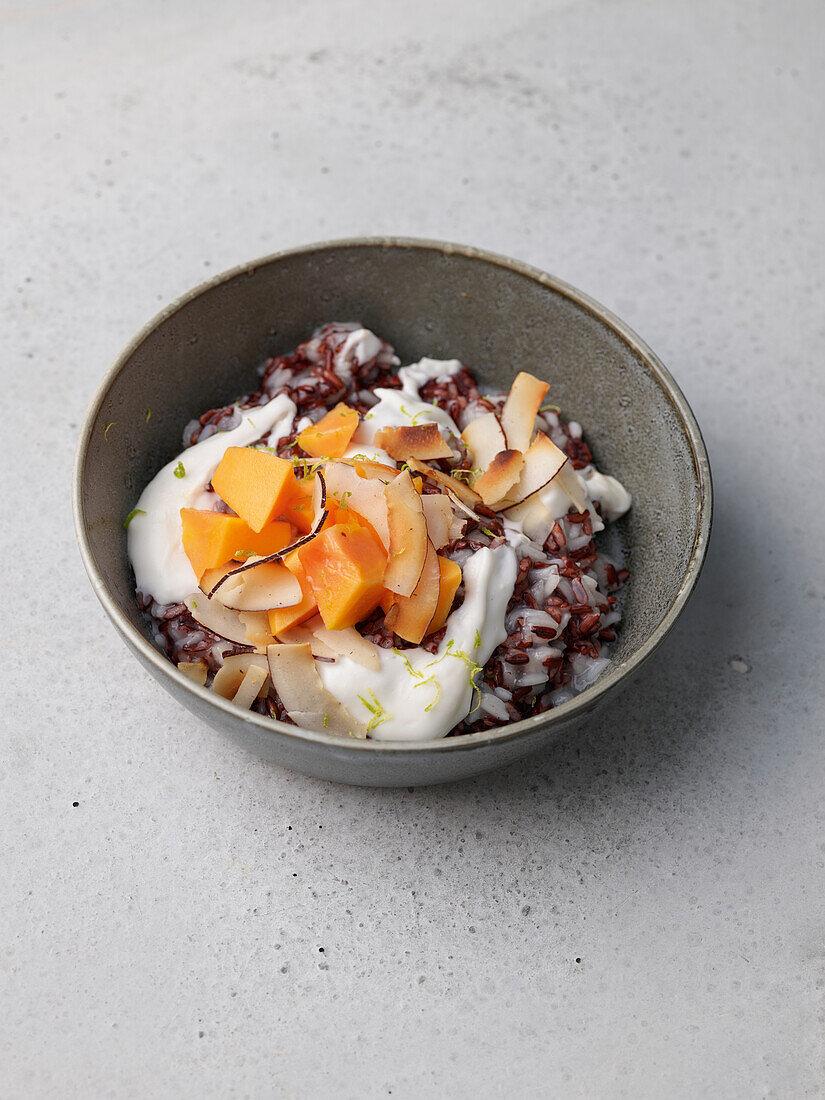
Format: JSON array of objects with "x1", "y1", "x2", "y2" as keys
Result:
[{"x1": 73, "y1": 237, "x2": 712, "y2": 787}]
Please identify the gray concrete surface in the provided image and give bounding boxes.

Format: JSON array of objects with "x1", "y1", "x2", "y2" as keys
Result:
[{"x1": 2, "y1": 0, "x2": 824, "y2": 1096}]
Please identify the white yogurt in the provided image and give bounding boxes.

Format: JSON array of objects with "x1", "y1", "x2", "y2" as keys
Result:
[
  {"x1": 127, "y1": 394, "x2": 296, "y2": 603},
  {"x1": 339, "y1": 327, "x2": 384, "y2": 368},
  {"x1": 581, "y1": 468, "x2": 632, "y2": 521},
  {"x1": 316, "y1": 546, "x2": 518, "y2": 741}
]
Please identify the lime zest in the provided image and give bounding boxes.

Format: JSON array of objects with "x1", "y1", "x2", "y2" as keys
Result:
[
  {"x1": 123, "y1": 508, "x2": 145, "y2": 530},
  {"x1": 145, "y1": 407, "x2": 152, "y2": 423},
  {"x1": 414, "y1": 674, "x2": 441, "y2": 712},
  {"x1": 393, "y1": 648, "x2": 424, "y2": 681},
  {"x1": 357, "y1": 690, "x2": 392, "y2": 732},
  {"x1": 173, "y1": 461, "x2": 186, "y2": 479},
  {"x1": 104, "y1": 421, "x2": 115, "y2": 441}
]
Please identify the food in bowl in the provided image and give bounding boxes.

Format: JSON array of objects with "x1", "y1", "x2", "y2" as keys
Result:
[{"x1": 126, "y1": 322, "x2": 631, "y2": 741}]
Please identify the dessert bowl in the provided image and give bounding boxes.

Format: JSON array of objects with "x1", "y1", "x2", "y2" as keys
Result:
[{"x1": 73, "y1": 237, "x2": 712, "y2": 787}]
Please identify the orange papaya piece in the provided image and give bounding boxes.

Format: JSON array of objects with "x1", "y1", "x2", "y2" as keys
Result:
[
  {"x1": 230, "y1": 520, "x2": 293, "y2": 561},
  {"x1": 267, "y1": 550, "x2": 318, "y2": 635},
  {"x1": 211, "y1": 447, "x2": 299, "y2": 533},
  {"x1": 180, "y1": 509, "x2": 292, "y2": 581},
  {"x1": 298, "y1": 523, "x2": 387, "y2": 630},
  {"x1": 297, "y1": 403, "x2": 359, "y2": 459},
  {"x1": 284, "y1": 475, "x2": 316, "y2": 533},
  {"x1": 427, "y1": 556, "x2": 462, "y2": 635}
]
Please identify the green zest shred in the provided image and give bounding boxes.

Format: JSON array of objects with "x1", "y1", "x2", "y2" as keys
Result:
[
  {"x1": 145, "y1": 407, "x2": 152, "y2": 422},
  {"x1": 104, "y1": 422, "x2": 115, "y2": 441},
  {"x1": 357, "y1": 690, "x2": 392, "y2": 732},
  {"x1": 292, "y1": 456, "x2": 324, "y2": 481},
  {"x1": 393, "y1": 648, "x2": 424, "y2": 681},
  {"x1": 123, "y1": 508, "x2": 145, "y2": 530},
  {"x1": 473, "y1": 629, "x2": 482, "y2": 649},
  {"x1": 414, "y1": 675, "x2": 441, "y2": 712},
  {"x1": 173, "y1": 461, "x2": 186, "y2": 479}
]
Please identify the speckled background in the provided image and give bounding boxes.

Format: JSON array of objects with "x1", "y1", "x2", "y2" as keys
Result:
[{"x1": 2, "y1": 1, "x2": 824, "y2": 1096}]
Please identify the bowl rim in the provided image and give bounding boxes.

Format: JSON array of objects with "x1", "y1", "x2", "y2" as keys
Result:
[{"x1": 73, "y1": 235, "x2": 713, "y2": 756}]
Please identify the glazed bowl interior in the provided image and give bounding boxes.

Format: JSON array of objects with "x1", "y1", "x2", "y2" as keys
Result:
[{"x1": 74, "y1": 238, "x2": 711, "y2": 785}]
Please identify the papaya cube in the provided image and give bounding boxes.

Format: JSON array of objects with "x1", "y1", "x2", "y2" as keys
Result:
[
  {"x1": 284, "y1": 475, "x2": 316, "y2": 534},
  {"x1": 427, "y1": 556, "x2": 462, "y2": 635},
  {"x1": 229, "y1": 520, "x2": 292, "y2": 561},
  {"x1": 297, "y1": 403, "x2": 359, "y2": 459},
  {"x1": 298, "y1": 523, "x2": 387, "y2": 630},
  {"x1": 180, "y1": 509, "x2": 291, "y2": 581},
  {"x1": 267, "y1": 550, "x2": 318, "y2": 635},
  {"x1": 211, "y1": 447, "x2": 298, "y2": 533}
]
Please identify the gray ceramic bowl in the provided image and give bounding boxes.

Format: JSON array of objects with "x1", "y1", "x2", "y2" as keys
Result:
[{"x1": 73, "y1": 237, "x2": 711, "y2": 787}]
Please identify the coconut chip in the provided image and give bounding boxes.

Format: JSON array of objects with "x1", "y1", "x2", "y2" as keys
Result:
[
  {"x1": 493, "y1": 432, "x2": 568, "y2": 511},
  {"x1": 474, "y1": 448, "x2": 525, "y2": 506},
  {"x1": 201, "y1": 560, "x2": 302, "y2": 612},
  {"x1": 384, "y1": 469, "x2": 428, "y2": 597},
  {"x1": 323, "y1": 461, "x2": 390, "y2": 548},
  {"x1": 267, "y1": 643, "x2": 367, "y2": 738},
  {"x1": 185, "y1": 594, "x2": 257, "y2": 646},
  {"x1": 500, "y1": 371, "x2": 550, "y2": 453},
  {"x1": 211, "y1": 653, "x2": 270, "y2": 708},
  {"x1": 460, "y1": 412, "x2": 507, "y2": 470},
  {"x1": 177, "y1": 659, "x2": 208, "y2": 686},
  {"x1": 405, "y1": 457, "x2": 481, "y2": 506},
  {"x1": 552, "y1": 460, "x2": 588, "y2": 512},
  {"x1": 385, "y1": 537, "x2": 441, "y2": 645},
  {"x1": 309, "y1": 620, "x2": 381, "y2": 670},
  {"x1": 374, "y1": 423, "x2": 453, "y2": 462},
  {"x1": 420, "y1": 493, "x2": 454, "y2": 549}
]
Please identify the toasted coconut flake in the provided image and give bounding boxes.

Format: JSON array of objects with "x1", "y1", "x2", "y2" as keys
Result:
[
  {"x1": 185, "y1": 593, "x2": 253, "y2": 645},
  {"x1": 375, "y1": 424, "x2": 453, "y2": 462},
  {"x1": 388, "y1": 538, "x2": 441, "y2": 644},
  {"x1": 310, "y1": 621, "x2": 381, "y2": 670},
  {"x1": 493, "y1": 432, "x2": 567, "y2": 510},
  {"x1": 406, "y1": 457, "x2": 481, "y2": 506},
  {"x1": 442, "y1": 489, "x2": 484, "y2": 526},
  {"x1": 448, "y1": 512, "x2": 468, "y2": 540},
  {"x1": 277, "y1": 620, "x2": 338, "y2": 659},
  {"x1": 202, "y1": 560, "x2": 301, "y2": 612},
  {"x1": 552, "y1": 460, "x2": 588, "y2": 512},
  {"x1": 177, "y1": 659, "x2": 208, "y2": 686},
  {"x1": 460, "y1": 412, "x2": 506, "y2": 469},
  {"x1": 323, "y1": 461, "x2": 390, "y2": 548},
  {"x1": 266, "y1": 643, "x2": 367, "y2": 738},
  {"x1": 474, "y1": 448, "x2": 525, "y2": 506},
  {"x1": 349, "y1": 458, "x2": 399, "y2": 483},
  {"x1": 239, "y1": 610, "x2": 275, "y2": 651},
  {"x1": 500, "y1": 371, "x2": 550, "y2": 452},
  {"x1": 384, "y1": 469, "x2": 428, "y2": 597},
  {"x1": 212, "y1": 653, "x2": 269, "y2": 707},
  {"x1": 233, "y1": 664, "x2": 269, "y2": 710},
  {"x1": 421, "y1": 494, "x2": 453, "y2": 549}
]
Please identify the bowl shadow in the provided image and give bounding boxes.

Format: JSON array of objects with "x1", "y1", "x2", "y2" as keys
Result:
[{"x1": 422, "y1": 478, "x2": 757, "y2": 845}]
